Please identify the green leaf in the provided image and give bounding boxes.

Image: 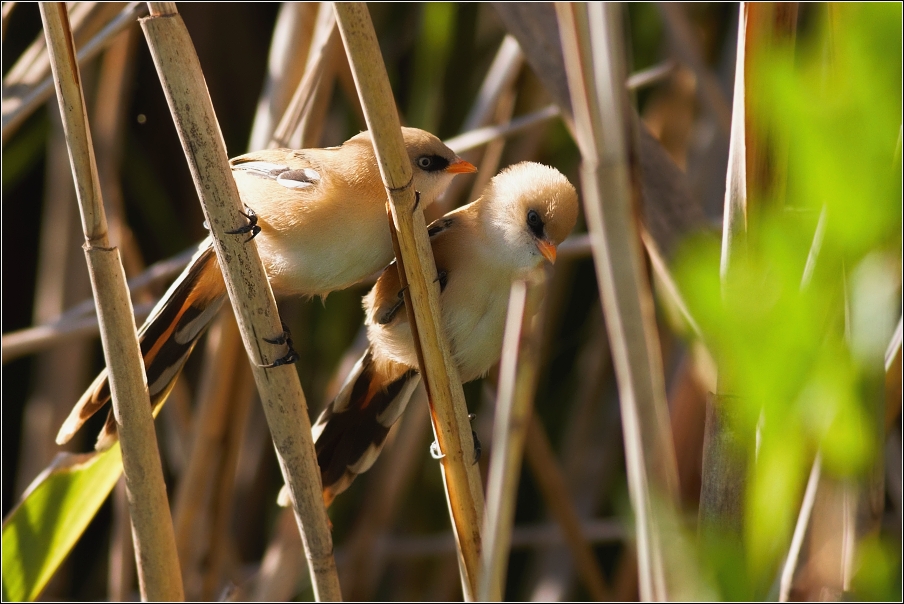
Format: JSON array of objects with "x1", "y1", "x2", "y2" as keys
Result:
[{"x1": 2, "y1": 445, "x2": 123, "y2": 602}]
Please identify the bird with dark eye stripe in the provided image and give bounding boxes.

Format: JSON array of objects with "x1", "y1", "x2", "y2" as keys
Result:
[
  {"x1": 526, "y1": 208, "x2": 545, "y2": 238},
  {"x1": 311, "y1": 161, "x2": 578, "y2": 506},
  {"x1": 416, "y1": 154, "x2": 451, "y2": 172}
]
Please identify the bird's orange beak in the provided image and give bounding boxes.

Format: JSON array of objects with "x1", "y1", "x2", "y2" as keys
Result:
[
  {"x1": 445, "y1": 157, "x2": 478, "y2": 174},
  {"x1": 537, "y1": 240, "x2": 557, "y2": 265}
]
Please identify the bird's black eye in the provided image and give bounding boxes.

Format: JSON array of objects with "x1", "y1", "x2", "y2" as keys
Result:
[
  {"x1": 526, "y1": 209, "x2": 545, "y2": 237},
  {"x1": 416, "y1": 155, "x2": 450, "y2": 172}
]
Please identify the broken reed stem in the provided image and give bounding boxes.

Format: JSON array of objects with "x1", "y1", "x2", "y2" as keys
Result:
[
  {"x1": 333, "y1": 3, "x2": 484, "y2": 599},
  {"x1": 3, "y1": 2, "x2": 147, "y2": 144},
  {"x1": 557, "y1": 3, "x2": 681, "y2": 600},
  {"x1": 39, "y1": 3, "x2": 183, "y2": 600},
  {"x1": 140, "y1": 3, "x2": 340, "y2": 600},
  {"x1": 478, "y1": 278, "x2": 545, "y2": 601}
]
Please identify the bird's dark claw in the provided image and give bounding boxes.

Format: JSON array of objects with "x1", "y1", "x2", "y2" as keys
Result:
[
  {"x1": 227, "y1": 206, "x2": 261, "y2": 242},
  {"x1": 468, "y1": 414, "x2": 481, "y2": 464},
  {"x1": 435, "y1": 270, "x2": 448, "y2": 292},
  {"x1": 412, "y1": 190, "x2": 421, "y2": 212},
  {"x1": 262, "y1": 322, "x2": 298, "y2": 368}
]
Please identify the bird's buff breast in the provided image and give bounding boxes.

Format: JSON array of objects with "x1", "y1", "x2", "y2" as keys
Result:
[{"x1": 254, "y1": 209, "x2": 394, "y2": 298}]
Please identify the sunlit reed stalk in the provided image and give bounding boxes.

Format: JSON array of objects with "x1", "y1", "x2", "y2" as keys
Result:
[
  {"x1": 248, "y1": 2, "x2": 319, "y2": 151},
  {"x1": 478, "y1": 277, "x2": 547, "y2": 601},
  {"x1": 140, "y1": 3, "x2": 340, "y2": 599},
  {"x1": 333, "y1": 3, "x2": 485, "y2": 598},
  {"x1": 40, "y1": 3, "x2": 184, "y2": 599},
  {"x1": 558, "y1": 2, "x2": 682, "y2": 600},
  {"x1": 3, "y1": 2, "x2": 146, "y2": 144}
]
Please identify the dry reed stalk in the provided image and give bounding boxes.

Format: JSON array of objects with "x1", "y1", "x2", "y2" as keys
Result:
[
  {"x1": 40, "y1": 3, "x2": 184, "y2": 599},
  {"x1": 375, "y1": 519, "x2": 625, "y2": 559},
  {"x1": 250, "y1": 508, "x2": 306, "y2": 602},
  {"x1": 656, "y1": 3, "x2": 733, "y2": 138},
  {"x1": 13, "y1": 97, "x2": 90, "y2": 498},
  {"x1": 700, "y1": 3, "x2": 750, "y2": 538},
  {"x1": 271, "y1": 3, "x2": 340, "y2": 149},
  {"x1": 557, "y1": 3, "x2": 681, "y2": 600},
  {"x1": 90, "y1": 24, "x2": 142, "y2": 277},
  {"x1": 465, "y1": 76, "x2": 517, "y2": 205},
  {"x1": 342, "y1": 390, "x2": 432, "y2": 601},
  {"x1": 85, "y1": 28, "x2": 146, "y2": 600},
  {"x1": 523, "y1": 414, "x2": 610, "y2": 601},
  {"x1": 1, "y1": 1, "x2": 14, "y2": 41},
  {"x1": 779, "y1": 453, "x2": 822, "y2": 601},
  {"x1": 3, "y1": 2, "x2": 145, "y2": 143},
  {"x1": 704, "y1": 2, "x2": 800, "y2": 538},
  {"x1": 201, "y1": 358, "x2": 256, "y2": 599},
  {"x1": 478, "y1": 278, "x2": 545, "y2": 601},
  {"x1": 526, "y1": 312, "x2": 618, "y2": 601},
  {"x1": 248, "y1": 2, "x2": 319, "y2": 150},
  {"x1": 2, "y1": 300, "x2": 156, "y2": 361},
  {"x1": 887, "y1": 318, "x2": 903, "y2": 429},
  {"x1": 438, "y1": 34, "x2": 524, "y2": 213},
  {"x1": 443, "y1": 104, "x2": 560, "y2": 155},
  {"x1": 334, "y1": 3, "x2": 484, "y2": 598},
  {"x1": 140, "y1": 4, "x2": 340, "y2": 600},
  {"x1": 108, "y1": 478, "x2": 137, "y2": 600},
  {"x1": 626, "y1": 60, "x2": 679, "y2": 91},
  {"x1": 171, "y1": 312, "x2": 243, "y2": 599},
  {"x1": 6, "y1": 2, "x2": 99, "y2": 88}
]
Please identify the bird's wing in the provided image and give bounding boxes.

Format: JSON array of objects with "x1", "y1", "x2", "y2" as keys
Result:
[{"x1": 57, "y1": 240, "x2": 227, "y2": 450}]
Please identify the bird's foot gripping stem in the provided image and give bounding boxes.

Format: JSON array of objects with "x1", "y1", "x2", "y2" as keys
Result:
[
  {"x1": 262, "y1": 322, "x2": 299, "y2": 368},
  {"x1": 227, "y1": 206, "x2": 261, "y2": 242},
  {"x1": 429, "y1": 414, "x2": 481, "y2": 464}
]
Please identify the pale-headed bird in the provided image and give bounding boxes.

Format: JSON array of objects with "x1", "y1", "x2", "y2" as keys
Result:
[
  {"x1": 57, "y1": 128, "x2": 476, "y2": 450},
  {"x1": 312, "y1": 161, "x2": 579, "y2": 505}
]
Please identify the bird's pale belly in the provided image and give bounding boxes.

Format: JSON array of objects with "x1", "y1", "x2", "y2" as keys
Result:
[{"x1": 257, "y1": 224, "x2": 394, "y2": 298}]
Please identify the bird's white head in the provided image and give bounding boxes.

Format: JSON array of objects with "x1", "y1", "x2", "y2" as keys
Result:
[{"x1": 480, "y1": 161, "x2": 579, "y2": 271}]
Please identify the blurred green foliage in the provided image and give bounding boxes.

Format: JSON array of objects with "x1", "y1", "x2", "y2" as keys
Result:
[{"x1": 675, "y1": 3, "x2": 901, "y2": 597}]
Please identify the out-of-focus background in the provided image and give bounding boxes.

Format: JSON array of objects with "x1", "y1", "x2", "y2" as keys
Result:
[{"x1": 2, "y1": 3, "x2": 901, "y2": 601}]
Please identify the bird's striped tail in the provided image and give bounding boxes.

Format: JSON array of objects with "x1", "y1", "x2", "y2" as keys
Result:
[
  {"x1": 57, "y1": 239, "x2": 227, "y2": 451},
  {"x1": 312, "y1": 348, "x2": 420, "y2": 507}
]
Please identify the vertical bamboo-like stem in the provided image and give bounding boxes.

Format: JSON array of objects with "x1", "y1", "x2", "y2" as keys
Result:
[
  {"x1": 557, "y1": 3, "x2": 681, "y2": 601},
  {"x1": 478, "y1": 278, "x2": 545, "y2": 601},
  {"x1": 39, "y1": 3, "x2": 184, "y2": 600},
  {"x1": 172, "y1": 312, "x2": 244, "y2": 599},
  {"x1": 140, "y1": 3, "x2": 340, "y2": 600},
  {"x1": 779, "y1": 453, "x2": 822, "y2": 601},
  {"x1": 248, "y1": 2, "x2": 319, "y2": 150},
  {"x1": 270, "y1": 2, "x2": 340, "y2": 149},
  {"x1": 333, "y1": 3, "x2": 484, "y2": 599},
  {"x1": 700, "y1": 3, "x2": 751, "y2": 540},
  {"x1": 3, "y1": 2, "x2": 146, "y2": 143}
]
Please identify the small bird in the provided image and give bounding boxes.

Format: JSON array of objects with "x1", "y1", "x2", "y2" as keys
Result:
[
  {"x1": 57, "y1": 128, "x2": 476, "y2": 450},
  {"x1": 311, "y1": 162, "x2": 578, "y2": 506}
]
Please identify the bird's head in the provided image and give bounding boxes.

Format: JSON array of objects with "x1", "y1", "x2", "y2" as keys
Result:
[
  {"x1": 481, "y1": 162, "x2": 579, "y2": 271},
  {"x1": 399, "y1": 127, "x2": 476, "y2": 206}
]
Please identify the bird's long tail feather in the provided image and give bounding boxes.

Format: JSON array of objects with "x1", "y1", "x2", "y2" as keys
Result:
[
  {"x1": 312, "y1": 348, "x2": 420, "y2": 507},
  {"x1": 57, "y1": 239, "x2": 227, "y2": 450}
]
